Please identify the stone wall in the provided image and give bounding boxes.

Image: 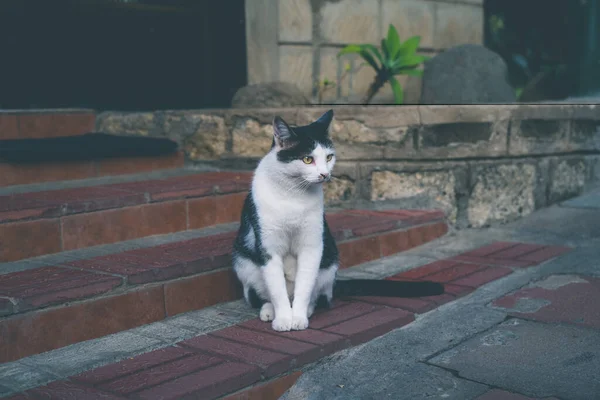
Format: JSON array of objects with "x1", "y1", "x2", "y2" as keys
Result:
[
  {"x1": 96, "y1": 104, "x2": 600, "y2": 229},
  {"x1": 245, "y1": 0, "x2": 484, "y2": 104}
]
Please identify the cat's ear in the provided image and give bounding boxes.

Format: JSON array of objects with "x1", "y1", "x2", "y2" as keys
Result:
[
  {"x1": 273, "y1": 116, "x2": 296, "y2": 148},
  {"x1": 315, "y1": 109, "x2": 334, "y2": 128}
]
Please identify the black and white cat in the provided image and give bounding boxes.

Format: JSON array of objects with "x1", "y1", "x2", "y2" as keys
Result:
[{"x1": 232, "y1": 110, "x2": 443, "y2": 332}]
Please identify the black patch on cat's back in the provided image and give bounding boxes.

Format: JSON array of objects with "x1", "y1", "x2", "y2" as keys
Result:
[
  {"x1": 232, "y1": 190, "x2": 270, "y2": 266},
  {"x1": 276, "y1": 123, "x2": 334, "y2": 163},
  {"x1": 320, "y1": 215, "x2": 339, "y2": 269}
]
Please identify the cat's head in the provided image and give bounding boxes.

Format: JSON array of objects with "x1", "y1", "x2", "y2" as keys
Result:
[{"x1": 270, "y1": 110, "x2": 336, "y2": 185}]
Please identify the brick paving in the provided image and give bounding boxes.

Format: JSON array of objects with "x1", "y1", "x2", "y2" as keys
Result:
[
  {"x1": 0, "y1": 208, "x2": 446, "y2": 363},
  {"x1": 492, "y1": 275, "x2": 600, "y2": 329},
  {"x1": 1, "y1": 241, "x2": 572, "y2": 399}
]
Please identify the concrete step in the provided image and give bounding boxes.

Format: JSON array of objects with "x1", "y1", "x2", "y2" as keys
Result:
[
  {"x1": 0, "y1": 240, "x2": 572, "y2": 399},
  {"x1": 0, "y1": 208, "x2": 448, "y2": 363},
  {"x1": 0, "y1": 171, "x2": 253, "y2": 262}
]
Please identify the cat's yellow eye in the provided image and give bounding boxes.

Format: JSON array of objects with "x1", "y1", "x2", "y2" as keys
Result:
[
  {"x1": 302, "y1": 156, "x2": 313, "y2": 164},
  {"x1": 326, "y1": 154, "x2": 334, "y2": 162}
]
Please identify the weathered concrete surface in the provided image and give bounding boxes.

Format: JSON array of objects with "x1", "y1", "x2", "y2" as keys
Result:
[
  {"x1": 428, "y1": 319, "x2": 600, "y2": 400},
  {"x1": 504, "y1": 205, "x2": 600, "y2": 241},
  {"x1": 561, "y1": 187, "x2": 600, "y2": 209}
]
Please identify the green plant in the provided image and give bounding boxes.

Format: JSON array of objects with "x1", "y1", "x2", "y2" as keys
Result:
[{"x1": 337, "y1": 24, "x2": 429, "y2": 104}]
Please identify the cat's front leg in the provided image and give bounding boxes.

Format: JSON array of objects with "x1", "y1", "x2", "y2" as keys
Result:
[
  {"x1": 262, "y1": 255, "x2": 293, "y2": 331},
  {"x1": 291, "y1": 248, "x2": 321, "y2": 330}
]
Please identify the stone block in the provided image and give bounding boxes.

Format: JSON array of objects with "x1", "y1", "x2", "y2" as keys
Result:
[
  {"x1": 162, "y1": 111, "x2": 223, "y2": 140},
  {"x1": 419, "y1": 105, "x2": 514, "y2": 125},
  {"x1": 382, "y1": 0, "x2": 435, "y2": 48},
  {"x1": 297, "y1": 106, "x2": 420, "y2": 128},
  {"x1": 324, "y1": 161, "x2": 358, "y2": 205},
  {"x1": 279, "y1": 45, "x2": 314, "y2": 97},
  {"x1": 570, "y1": 119, "x2": 600, "y2": 152},
  {"x1": 96, "y1": 112, "x2": 159, "y2": 136},
  {"x1": 468, "y1": 163, "x2": 537, "y2": 228},
  {"x1": 417, "y1": 120, "x2": 508, "y2": 158},
  {"x1": 174, "y1": 113, "x2": 229, "y2": 160},
  {"x1": 279, "y1": 0, "x2": 312, "y2": 42},
  {"x1": 298, "y1": 106, "x2": 419, "y2": 160},
  {"x1": 434, "y1": 2, "x2": 483, "y2": 49},
  {"x1": 319, "y1": 0, "x2": 380, "y2": 44},
  {"x1": 570, "y1": 104, "x2": 600, "y2": 120},
  {"x1": 415, "y1": 105, "x2": 511, "y2": 158},
  {"x1": 585, "y1": 155, "x2": 600, "y2": 185},
  {"x1": 369, "y1": 169, "x2": 457, "y2": 222},
  {"x1": 511, "y1": 104, "x2": 574, "y2": 120},
  {"x1": 324, "y1": 176, "x2": 356, "y2": 206},
  {"x1": 508, "y1": 104, "x2": 573, "y2": 155},
  {"x1": 228, "y1": 109, "x2": 297, "y2": 158},
  {"x1": 231, "y1": 118, "x2": 274, "y2": 158},
  {"x1": 509, "y1": 120, "x2": 570, "y2": 155},
  {"x1": 548, "y1": 158, "x2": 586, "y2": 204}
]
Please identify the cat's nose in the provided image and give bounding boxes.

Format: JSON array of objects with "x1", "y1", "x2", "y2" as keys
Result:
[{"x1": 320, "y1": 173, "x2": 330, "y2": 180}]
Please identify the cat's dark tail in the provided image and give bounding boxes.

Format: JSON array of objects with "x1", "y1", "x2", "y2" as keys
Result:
[{"x1": 333, "y1": 279, "x2": 444, "y2": 298}]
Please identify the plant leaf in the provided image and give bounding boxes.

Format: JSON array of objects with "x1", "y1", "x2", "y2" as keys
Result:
[
  {"x1": 381, "y1": 39, "x2": 390, "y2": 63},
  {"x1": 359, "y1": 49, "x2": 381, "y2": 71},
  {"x1": 338, "y1": 44, "x2": 380, "y2": 72},
  {"x1": 338, "y1": 44, "x2": 363, "y2": 57},
  {"x1": 395, "y1": 68, "x2": 423, "y2": 77},
  {"x1": 398, "y1": 36, "x2": 421, "y2": 57},
  {"x1": 392, "y1": 55, "x2": 428, "y2": 69},
  {"x1": 362, "y1": 44, "x2": 384, "y2": 66},
  {"x1": 389, "y1": 76, "x2": 404, "y2": 104},
  {"x1": 386, "y1": 24, "x2": 401, "y2": 58}
]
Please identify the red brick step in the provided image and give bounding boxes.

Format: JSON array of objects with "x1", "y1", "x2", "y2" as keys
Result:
[
  {"x1": 0, "y1": 110, "x2": 186, "y2": 187},
  {"x1": 0, "y1": 151, "x2": 185, "y2": 188},
  {"x1": 0, "y1": 209, "x2": 447, "y2": 363},
  {"x1": 0, "y1": 171, "x2": 252, "y2": 262},
  {"x1": 3, "y1": 241, "x2": 572, "y2": 399}
]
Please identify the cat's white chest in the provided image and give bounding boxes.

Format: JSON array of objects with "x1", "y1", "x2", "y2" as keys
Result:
[{"x1": 253, "y1": 187, "x2": 322, "y2": 255}]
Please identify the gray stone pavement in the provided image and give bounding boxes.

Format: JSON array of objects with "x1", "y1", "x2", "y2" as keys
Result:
[{"x1": 282, "y1": 188, "x2": 600, "y2": 400}]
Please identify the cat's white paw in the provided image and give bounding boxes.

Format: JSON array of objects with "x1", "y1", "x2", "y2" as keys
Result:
[
  {"x1": 272, "y1": 314, "x2": 293, "y2": 332},
  {"x1": 291, "y1": 314, "x2": 309, "y2": 330},
  {"x1": 307, "y1": 305, "x2": 315, "y2": 319},
  {"x1": 259, "y1": 303, "x2": 275, "y2": 322}
]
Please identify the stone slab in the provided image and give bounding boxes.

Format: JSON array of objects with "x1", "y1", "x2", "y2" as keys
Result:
[
  {"x1": 561, "y1": 189, "x2": 600, "y2": 209},
  {"x1": 505, "y1": 205, "x2": 600, "y2": 241},
  {"x1": 429, "y1": 319, "x2": 600, "y2": 400},
  {"x1": 19, "y1": 332, "x2": 163, "y2": 378},
  {"x1": 282, "y1": 355, "x2": 488, "y2": 400},
  {"x1": 0, "y1": 362, "x2": 57, "y2": 393}
]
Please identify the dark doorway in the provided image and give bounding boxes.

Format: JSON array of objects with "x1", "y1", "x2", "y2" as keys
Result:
[
  {"x1": 0, "y1": 0, "x2": 247, "y2": 111},
  {"x1": 484, "y1": 0, "x2": 592, "y2": 101}
]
